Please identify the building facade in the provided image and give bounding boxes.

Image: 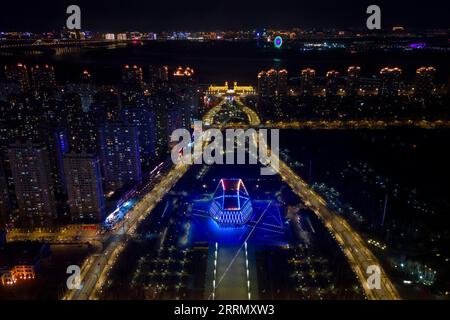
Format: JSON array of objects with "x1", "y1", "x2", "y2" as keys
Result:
[
  {"x1": 64, "y1": 152, "x2": 105, "y2": 222},
  {"x1": 7, "y1": 142, "x2": 56, "y2": 227},
  {"x1": 99, "y1": 122, "x2": 142, "y2": 191}
]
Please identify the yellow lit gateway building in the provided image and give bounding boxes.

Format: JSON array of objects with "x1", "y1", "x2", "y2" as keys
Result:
[{"x1": 208, "y1": 82, "x2": 255, "y2": 95}]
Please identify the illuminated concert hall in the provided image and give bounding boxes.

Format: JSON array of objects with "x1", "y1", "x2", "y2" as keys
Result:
[{"x1": 209, "y1": 179, "x2": 253, "y2": 226}]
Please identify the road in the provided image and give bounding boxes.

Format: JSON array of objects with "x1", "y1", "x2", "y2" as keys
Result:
[
  {"x1": 6, "y1": 228, "x2": 102, "y2": 243},
  {"x1": 233, "y1": 96, "x2": 400, "y2": 300},
  {"x1": 65, "y1": 95, "x2": 400, "y2": 300},
  {"x1": 64, "y1": 101, "x2": 225, "y2": 300},
  {"x1": 64, "y1": 161, "x2": 189, "y2": 299}
]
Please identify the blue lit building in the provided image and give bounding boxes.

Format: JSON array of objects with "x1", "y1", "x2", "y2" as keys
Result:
[{"x1": 209, "y1": 179, "x2": 253, "y2": 226}]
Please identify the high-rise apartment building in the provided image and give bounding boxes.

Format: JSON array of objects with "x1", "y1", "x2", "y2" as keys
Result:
[
  {"x1": 4, "y1": 63, "x2": 30, "y2": 92},
  {"x1": 325, "y1": 70, "x2": 340, "y2": 97},
  {"x1": 64, "y1": 152, "x2": 105, "y2": 222},
  {"x1": 122, "y1": 64, "x2": 144, "y2": 87},
  {"x1": 120, "y1": 107, "x2": 156, "y2": 167},
  {"x1": 300, "y1": 68, "x2": 316, "y2": 96},
  {"x1": 379, "y1": 67, "x2": 402, "y2": 97},
  {"x1": 415, "y1": 66, "x2": 436, "y2": 97},
  {"x1": 98, "y1": 122, "x2": 142, "y2": 191},
  {"x1": 30, "y1": 64, "x2": 56, "y2": 92},
  {"x1": 7, "y1": 142, "x2": 56, "y2": 227},
  {"x1": 346, "y1": 66, "x2": 361, "y2": 96}
]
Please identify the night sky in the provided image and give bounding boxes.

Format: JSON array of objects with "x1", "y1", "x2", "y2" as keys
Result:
[{"x1": 0, "y1": 0, "x2": 448, "y2": 32}]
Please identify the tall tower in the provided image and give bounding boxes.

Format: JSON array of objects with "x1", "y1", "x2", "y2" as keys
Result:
[
  {"x1": 120, "y1": 107, "x2": 156, "y2": 167},
  {"x1": 81, "y1": 69, "x2": 92, "y2": 83},
  {"x1": 64, "y1": 152, "x2": 105, "y2": 222},
  {"x1": 257, "y1": 71, "x2": 268, "y2": 97},
  {"x1": 277, "y1": 69, "x2": 288, "y2": 95},
  {"x1": 379, "y1": 67, "x2": 402, "y2": 97},
  {"x1": 346, "y1": 66, "x2": 361, "y2": 96},
  {"x1": 266, "y1": 69, "x2": 278, "y2": 96},
  {"x1": 122, "y1": 64, "x2": 143, "y2": 87},
  {"x1": 7, "y1": 142, "x2": 56, "y2": 227},
  {"x1": 300, "y1": 68, "x2": 316, "y2": 96},
  {"x1": 30, "y1": 64, "x2": 56, "y2": 92},
  {"x1": 52, "y1": 128, "x2": 69, "y2": 194},
  {"x1": 415, "y1": 66, "x2": 436, "y2": 97},
  {"x1": 148, "y1": 65, "x2": 169, "y2": 88},
  {"x1": 325, "y1": 70, "x2": 340, "y2": 97},
  {"x1": 258, "y1": 69, "x2": 287, "y2": 97},
  {"x1": 99, "y1": 122, "x2": 142, "y2": 191},
  {"x1": 159, "y1": 65, "x2": 169, "y2": 82},
  {"x1": 4, "y1": 63, "x2": 30, "y2": 92},
  {"x1": 79, "y1": 70, "x2": 95, "y2": 112},
  {"x1": 0, "y1": 157, "x2": 11, "y2": 227}
]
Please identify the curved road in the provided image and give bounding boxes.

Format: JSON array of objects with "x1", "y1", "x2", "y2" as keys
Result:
[{"x1": 234, "y1": 96, "x2": 400, "y2": 300}]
